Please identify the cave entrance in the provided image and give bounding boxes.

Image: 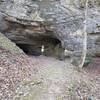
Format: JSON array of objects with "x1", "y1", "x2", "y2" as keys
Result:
[{"x1": 16, "y1": 36, "x2": 63, "y2": 59}]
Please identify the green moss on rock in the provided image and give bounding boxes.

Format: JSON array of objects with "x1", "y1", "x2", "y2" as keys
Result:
[{"x1": 0, "y1": 32, "x2": 23, "y2": 54}]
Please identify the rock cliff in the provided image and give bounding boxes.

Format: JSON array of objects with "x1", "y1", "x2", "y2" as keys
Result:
[{"x1": 0, "y1": 0, "x2": 100, "y2": 57}]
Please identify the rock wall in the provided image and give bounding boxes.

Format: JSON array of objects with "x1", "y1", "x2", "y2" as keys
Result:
[{"x1": 0, "y1": 0, "x2": 100, "y2": 57}]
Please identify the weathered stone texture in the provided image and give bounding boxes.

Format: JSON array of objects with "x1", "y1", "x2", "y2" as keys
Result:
[{"x1": 0, "y1": 0, "x2": 100, "y2": 57}]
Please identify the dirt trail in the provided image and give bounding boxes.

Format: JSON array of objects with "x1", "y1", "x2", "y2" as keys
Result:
[
  {"x1": 0, "y1": 48, "x2": 100, "y2": 100},
  {"x1": 13, "y1": 56, "x2": 100, "y2": 100}
]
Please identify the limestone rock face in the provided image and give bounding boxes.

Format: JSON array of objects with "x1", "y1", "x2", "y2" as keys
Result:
[{"x1": 0, "y1": 0, "x2": 100, "y2": 57}]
